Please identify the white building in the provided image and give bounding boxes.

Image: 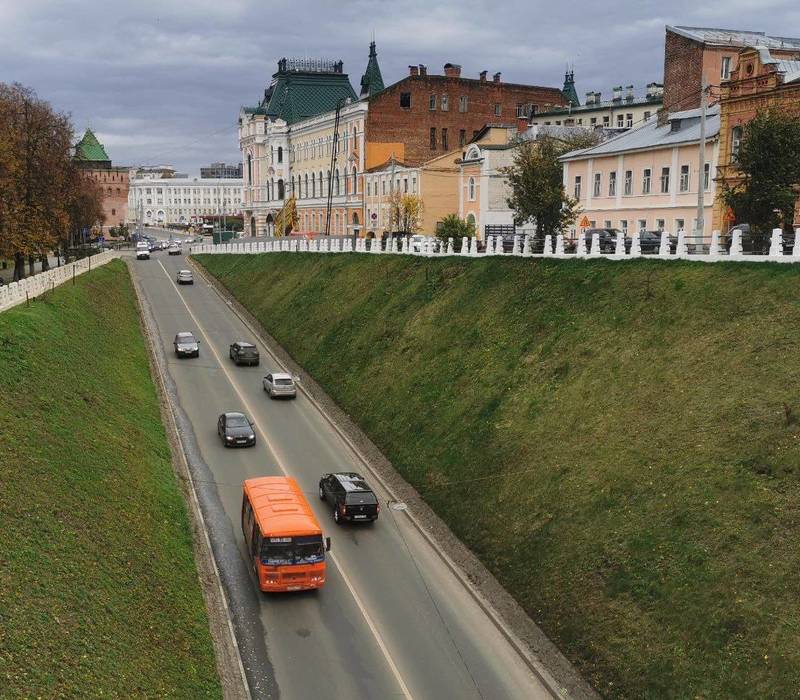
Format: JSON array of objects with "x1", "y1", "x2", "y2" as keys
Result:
[{"x1": 127, "y1": 174, "x2": 243, "y2": 225}]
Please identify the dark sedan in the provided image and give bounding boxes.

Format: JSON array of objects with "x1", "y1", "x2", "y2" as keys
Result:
[
  {"x1": 638, "y1": 230, "x2": 676, "y2": 254},
  {"x1": 229, "y1": 341, "x2": 260, "y2": 366},
  {"x1": 582, "y1": 228, "x2": 624, "y2": 253},
  {"x1": 217, "y1": 412, "x2": 256, "y2": 448}
]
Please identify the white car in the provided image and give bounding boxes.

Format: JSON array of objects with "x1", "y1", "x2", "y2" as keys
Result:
[
  {"x1": 136, "y1": 242, "x2": 150, "y2": 260},
  {"x1": 176, "y1": 269, "x2": 193, "y2": 285},
  {"x1": 263, "y1": 372, "x2": 298, "y2": 399},
  {"x1": 168, "y1": 244, "x2": 181, "y2": 255}
]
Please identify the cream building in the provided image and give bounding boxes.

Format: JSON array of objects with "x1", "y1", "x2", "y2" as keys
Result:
[{"x1": 560, "y1": 106, "x2": 720, "y2": 237}]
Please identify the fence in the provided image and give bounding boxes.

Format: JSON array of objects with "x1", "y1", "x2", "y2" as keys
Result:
[
  {"x1": 189, "y1": 228, "x2": 800, "y2": 264},
  {"x1": 0, "y1": 250, "x2": 118, "y2": 313}
]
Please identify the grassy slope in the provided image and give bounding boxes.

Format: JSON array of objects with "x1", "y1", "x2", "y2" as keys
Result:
[
  {"x1": 197, "y1": 252, "x2": 800, "y2": 699},
  {"x1": 0, "y1": 261, "x2": 221, "y2": 697}
]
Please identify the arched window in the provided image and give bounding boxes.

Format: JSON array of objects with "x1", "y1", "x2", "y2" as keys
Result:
[
  {"x1": 291, "y1": 176, "x2": 295, "y2": 197},
  {"x1": 326, "y1": 170, "x2": 331, "y2": 196},
  {"x1": 319, "y1": 171, "x2": 324, "y2": 195},
  {"x1": 312, "y1": 174, "x2": 316, "y2": 198},
  {"x1": 731, "y1": 126, "x2": 743, "y2": 161},
  {"x1": 468, "y1": 177, "x2": 476, "y2": 201},
  {"x1": 334, "y1": 169, "x2": 340, "y2": 196},
  {"x1": 352, "y1": 167, "x2": 358, "y2": 194},
  {"x1": 247, "y1": 154, "x2": 252, "y2": 183},
  {"x1": 277, "y1": 146, "x2": 283, "y2": 163},
  {"x1": 305, "y1": 174, "x2": 309, "y2": 199},
  {"x1": 278, "y1": 179, "x2": 285, "y2": 200},
  {"x1": 466, "y1": 213, "x2": 476, "y2": 233}
]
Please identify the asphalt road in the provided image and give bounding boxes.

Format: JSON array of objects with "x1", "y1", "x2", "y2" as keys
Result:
[{"x1": 129, "y1": 245, "x2": 554, "y2": 700}]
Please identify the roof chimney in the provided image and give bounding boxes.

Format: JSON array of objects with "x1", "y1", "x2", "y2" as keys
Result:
[
  {"x1": 594, "y1": 91, "x2": 602, "y2": 103},
  {"x1": 625, "y1": 84, "x2": 634, "y2": 102},
  {"x1": 419, "y1": 64, "x2": 427, "y2": 77},
  {"x1": 493, "y1": 72, "x2": 502, "y2": 83},
  {"x1": 409, "y1": 65, "x2": 419, "y2": 76},
  {"x1": 612, "y1": 85, "x2": 622, "y2": 102},
  {"x1": 585, "y1": 91, "x2": 594, "y2": 105},
  {"x1": 444, "y1": 62, "x2": 462, "y2": 78},
  {"x1": 479, "y1": 70, "x2": 487, "y2": 82}
]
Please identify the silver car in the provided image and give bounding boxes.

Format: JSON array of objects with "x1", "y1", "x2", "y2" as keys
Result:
[
  {"x1": 173, "y1": 331, "x2": 199, "y2": 358},
  {"x1": 176, "y1": 269, "x2": 193, "y2": 285},
  {"x1": 263, "y1": 372, "x2": 298, "y2": 399}
]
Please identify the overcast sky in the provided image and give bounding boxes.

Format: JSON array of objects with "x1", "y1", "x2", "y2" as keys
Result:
[{"x1": 1, "y1": 0, "x2": 797, "y2": 174}]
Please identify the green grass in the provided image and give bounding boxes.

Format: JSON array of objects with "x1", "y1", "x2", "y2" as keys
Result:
[
  {"x1": 0, "y1": 261, "x2": 221, "y2": 698},
  {"x1": 197, "y1": 252, "x2": 800, "y2": 699}
]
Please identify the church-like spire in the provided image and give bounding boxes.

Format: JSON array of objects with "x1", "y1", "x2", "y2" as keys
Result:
[
  {"x1": 562, "y1": 69, "x2": 580, "y2": 107},
  {"x1": 360, "y1": 41, "x2": 385, "y2": 98}
]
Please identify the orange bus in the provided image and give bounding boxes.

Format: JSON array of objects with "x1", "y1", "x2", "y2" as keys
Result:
[{"x1": 241, "y1": 476, "x2": 331, "y2": 592}]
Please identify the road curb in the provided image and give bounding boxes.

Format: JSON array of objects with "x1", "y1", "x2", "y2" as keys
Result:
[
  {"x1": 126, "y1": 256, "x2": 252, "y2": 700},
  {"x1": 189, "y1": 252, "x2": 598, "y2": 700}
]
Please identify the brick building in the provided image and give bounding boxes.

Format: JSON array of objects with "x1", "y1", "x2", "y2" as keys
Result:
[
  {"x1": 663, "y1": 26, "x2": 800, "y2": 111},
  {"x1": 74, "y1": 129, "x2": 129, "y2": 233},
  {"x1": 713, "y1": 45, "x2": 800, "y2": 231},
  {"x1": 364, "y1": 63, "x2": 565, "y2": 169}
]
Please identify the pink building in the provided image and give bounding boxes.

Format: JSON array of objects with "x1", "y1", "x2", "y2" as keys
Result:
[{"x1": 560, "y1": 106, "x2": 720, "y2": 238}]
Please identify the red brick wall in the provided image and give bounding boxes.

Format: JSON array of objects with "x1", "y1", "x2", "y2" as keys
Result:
[
  {"x1": 663, "y1": 29, "x2": 704, "y2": 111},
  {"x1": 366, "y1": 72, "x2": 565, "y2": 166},
  {"x1": 89, "y1": 168, "x2": 129, "y2": 230}
]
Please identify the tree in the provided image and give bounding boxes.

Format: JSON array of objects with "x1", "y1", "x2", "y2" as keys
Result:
[
  {"x1": 435, "y1": 214, "x2": 475, "y2": 251},
  {"x1": 504, "y1": 132, "x2": 599, "y2": 239},
  {"x1": 389, "y1": 192, "x2": 422, "y2": 233},
  {"x1": 721, "y1": 108, "x2": 800, "y2": 249}
]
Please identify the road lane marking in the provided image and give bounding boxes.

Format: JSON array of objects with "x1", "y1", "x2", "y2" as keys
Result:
[{"x1": 156, "y1": 260, "x2": 414, "y2": 700}]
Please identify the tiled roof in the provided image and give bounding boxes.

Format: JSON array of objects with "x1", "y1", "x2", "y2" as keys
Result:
[
  {"x1": 259, "y1": 69, "x2": 357, "y2": 125},
  {"x1": 669, "y1": 25, "x2": 800, "y2": 50},
  {"x1": 360, "y1": 41, "x2": 385, "y2": 98},
  {"x1": 560, "y1": 105, "x2": 720, "y2": 161},
  {"x1": 74, "y1": 129, "x2": 110, "y2": 162}
]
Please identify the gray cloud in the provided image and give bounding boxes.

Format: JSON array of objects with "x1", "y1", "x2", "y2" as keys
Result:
[{"x1": 1, "y1": 0, "x2": 797, "y2": 173}]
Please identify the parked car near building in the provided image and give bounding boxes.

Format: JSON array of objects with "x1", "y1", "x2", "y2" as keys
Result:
[
  {"x1": 723, "y1": 224, "x2": 796, "y2": 255},
  {"x1": 582, "y1": 228, "x2": 625, "y2": 253}
]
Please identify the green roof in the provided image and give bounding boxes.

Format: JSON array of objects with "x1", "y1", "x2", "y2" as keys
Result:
[
  {"x1": 253, "y1": 60, "x2": 358, "y2": 125},
  {"x1": 562, "y1": 70, "x2": 580, "y2": 108},
  {"x1": 360, "y1": 41, "x2": 385, "y2": 98},
  {"x1": 74, "y1": 129, "x2": 110, "y2": 163}
]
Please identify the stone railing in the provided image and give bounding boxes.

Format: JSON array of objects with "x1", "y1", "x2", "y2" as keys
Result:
[
  {"x1": 189, "y1": 228, "x2": 800, "y2": 264},
  {"x1": 0, "y1": 250, "x2": 117, "y2": 313}
]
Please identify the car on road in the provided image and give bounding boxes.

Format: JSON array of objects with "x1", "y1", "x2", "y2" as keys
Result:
[
  {"x1": 135, "y1": 242, "x2": 150, "y2": 260},
  {"x1": 319, "y1": 472, "x2": 379, "y2": 524},
  {"x1": 229, "y1": 341, "x2": 260, "y2": 366},
  {"x1": 168, "y1": 243, "x2": 181, "y2": 255},
  {"x1": 581, "y1": 228, "x2": 624, "y2": 253},
  {"x1": 176, "y1": 269, "x2": 193, "y2": 285},
  {"x1": 263, "y1": 372, "x2": 297, "y2": 399},
  {"x1": 218, "y1": 411, "x2": 256, "y2": 447},
  {"x1": 173, "y1": 331, "x2": 199, "y2": 358},
  {"x1": 638, "y1": 230, "x2": 677, "y2": 255},
  {"x1": 723, "y1": 223, "x2": 796, "y2": 255}
]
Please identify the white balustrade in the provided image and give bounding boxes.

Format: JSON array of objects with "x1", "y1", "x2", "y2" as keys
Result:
[
  {"x1": 629, "y1": 231, "x2": 641, "y2": 257},
  {"x1": 768, "y1": 228, "x2": 783, "y2": 257},
  {"x1": 589, "y1": 232, "x2": 601, "y2": 257},
  {"x1": 615, "y1": 232, "x2": 625, "y2": 256}
]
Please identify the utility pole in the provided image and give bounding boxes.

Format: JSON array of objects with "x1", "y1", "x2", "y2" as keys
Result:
[
  {"x1": 389, "y1": 153, "x2": 396, "y2": 235},
  {"x1": 325, "y1": 100, "x2": 343, "y2": 237},
  {"x1": 695, "y1": 81, "x2": 707, "y2": 252}
]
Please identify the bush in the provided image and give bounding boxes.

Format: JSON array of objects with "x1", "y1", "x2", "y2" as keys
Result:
[{"x1": 436, "y1": 214, "x2": 475, "y2": 251}]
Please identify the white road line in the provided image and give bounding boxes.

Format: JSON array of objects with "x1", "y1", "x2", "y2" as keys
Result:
[{"x1": 157, "y1": 260, "x2": 414, "y2": 700}]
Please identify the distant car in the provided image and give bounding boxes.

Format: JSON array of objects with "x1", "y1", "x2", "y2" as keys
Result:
[
  {"x1": 159, "y1": 240, "x2": 169, "y2": 250},
  {"x1": 638, "y1": 230, "x2": 676, "y2": 254},
  {"x1": 176, "y1": 269, "x2": 193, "y2": 285},
  {"x1": 168, "y1": 244, "x2": 181, "y2": 255},
  {"x1": 263, "y1": 372, "x2": 297, "y2": 399},
  {"x1": 229, "y1": 341, "x2": 260, "y2": 366},
  {"x1": 136, "y1": 242, "x2": 150, "y2": 260},
  {"x1": 173, "y1": 331, "x2": 199, "y2": 358},
  {"x1": 582, "y1": 228, "x2": 624, "y2": 253},
  {"x1": 723, "y1": 224, "x2": 795, "y2": 255},
  {"x1": 217, "y1": 411, "x2": 256, "y2": 448},
  {"x1": 318, "y1": 472, "x2": 379, "y2": 524}
]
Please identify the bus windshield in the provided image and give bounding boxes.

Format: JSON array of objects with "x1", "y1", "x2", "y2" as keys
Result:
[{"x1": 261, "y1": 535, "x2": 324, "y2": 566}]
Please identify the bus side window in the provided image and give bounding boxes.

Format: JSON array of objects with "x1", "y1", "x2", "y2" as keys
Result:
[{"x1": 250, "y1": 522, "x2": 259, "y2": 557}]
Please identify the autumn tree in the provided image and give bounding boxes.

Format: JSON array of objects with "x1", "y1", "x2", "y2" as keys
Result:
[
  {"x1": 389, "y1": 193, "x2": 423, "y2": 233},
  {"x1": 504, "y1": 131, "x2": 599, "y2": 239}
]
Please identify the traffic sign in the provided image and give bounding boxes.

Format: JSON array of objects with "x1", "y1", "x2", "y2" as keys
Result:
[{"x1": 579, "y1": 216, "x2": 590, "y2": 228}]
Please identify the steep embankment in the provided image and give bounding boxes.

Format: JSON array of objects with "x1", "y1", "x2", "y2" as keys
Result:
[
  {"x1": 0, "y1": 261, "x2": 221, "y2": 697},
  {"x1": 196, "y1": 252, "x2": 800, "y2": 699}
]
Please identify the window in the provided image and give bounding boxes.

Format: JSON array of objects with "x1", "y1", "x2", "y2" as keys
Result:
[
  {"x1": 468, "y1": 177, "x2": 476, "y2": 201},
  {"x1": 656, "y1": 219, "x2": 665, "y2": 231},
  {"x1": 382, "y1": 179, "x2": 386, "y2": 195},
  {"x1": 277, "y1": 179, "x2": 285, "y2": 199},
  {"x1": 412, "y1": 177, "x2": 417, "y2": 194},
  {"x1": 441, "y1": 95, "x2": 449, "y2": 111},
  {"x1": 366, "y1": 181, "x2": 371, "y2": 197},
  {"x1": 111, "y1": 208, "x2": 116, "y2": 216},
  {"x1": 603, "y1": 115, "x2": 610, "y2": 126},
  {"x1": 516, "y1": 104, "x2": 524, "y2": 117},
  {"x1": 430, "y1": 127, "x2": 436, "y2": 150},
  {"x1": 638, "y1": 219, "x2": 647, "y2": 230},
  {"x1": 609, "y1": 171, "x2": 617, "y2": 196},
  {"x1": 642, "y1": 168, "x2": 651, "y2": 194},
  {"x1": 429, "y1": 94, "x2": 437, "y2": 110},
  {"x1": 400, "y1": 92, "x2": 411, "y2": 108},
  {"x1": 604, "y1": 220, "x2": 612, "y2": 228},
  {"x1": 277, "y1": 146, "x2": 283, "y2": 163},
  {"x1": 679, "y1": 165, "x2": 690, "y2": 192},
  {"x1": 494, "y1": 103, "x2": 501, "y2": 116},
  {"x1": 459, "y1": 129, "x2": 466, "y2": 146},
  {"x1": 620, "y1": 220, "x2": 628, "y2": 234},
  {"x1": 459, "y1": 95, "x2": 468, "y2": 112},
  {"x1": 574, "y1": 176, "x2": 582, "y2": 199},
  {"x1": 403, "y1": 177, "x2": 408, "y2": 193},
  {"x1": 721, "y1": 56, "x2": 732, "y2": 80},
  {"x1": 590, "y1": 117, "x2": 597, "y2": 126},
  {"x1": 644, "y1": 111, "x2": 651, "y2": 121},
  {"x1": 731, "y1": 126, "x2": 743, "y2": 161},
  {"x1": 626, "y1": 113, "x2": 633, "y2": 128},
  {"x1": 660, "y1": 167, "x2": 670, "y2": 193},
  {"x1": 441, "y1": 128, "x2": 448, "y2": 150},
  {"x1": 675, "y1": 218, "x2": 685, "y2": 231},
  {"x1": 617, "y1": 114, "x2": 624, "y2": 128},
  {"x1": 704, "y1": 163, "x2": 710, "y2": 190},
  {"x1": 593, "y1": 173, "x2": 601, "y2": 197}
]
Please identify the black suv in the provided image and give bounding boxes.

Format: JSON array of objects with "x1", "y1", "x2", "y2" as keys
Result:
[
  {"x1": 318, "y1": 472, "x2": 379, "y2": 524},
  {"x1": 229, "y1": 341, "x2": 260, "y2": 366},
  {"x1": 582, "y1": 228, "x2": 624, "y2": 253}
]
